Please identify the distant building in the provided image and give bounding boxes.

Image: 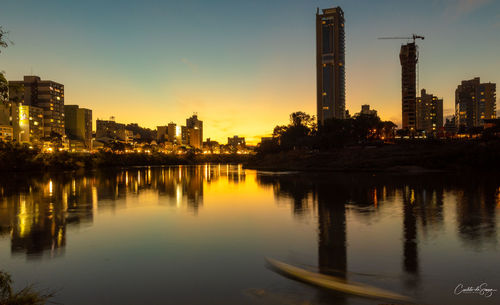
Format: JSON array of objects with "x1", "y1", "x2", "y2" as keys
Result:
[
  {"x1": 444, "y1": 116, "x2": 457, "y2": 135},
  {"x1": 357, "y1": 105, "x2": 377, "y2": 117},
  {"x1": 157, "y1": 125, "x2": 168, "y2": 142},
  {"x1": 456, "y1": 78, "x2": 496, "y2": 130},
  {"x1": 19, "y1": 105, "x2": 44, "y2": 144},
  {"x1": 203, "y1": 138, "x2": 220, "y2": 153},
  {"x1": 228, "y1": 136, "x2": 245, "y2": 148},
  {"x1": 188, "y1": 128, "x2": 201, "y2": 149},
  {"x1": 316, "y1": 6, "x2": 346, "y2": 124},
  {"x1": 181, "y1": 126, "x2": 189, "y2": 145},
  {"x1": 0, "y1": 101, "x2": 19, "y2": 142},
  {"x1": 96, "y1": 119, "x2": 129, "y2": 142},
  {"x1": 186, "y1": 114, "x2": 203, "y2": 149},
  {"x1": 0, "y1": 125, "x2": 13, "y2": 142},
  {"x1": 9, "y1": 76, "x2": 65, "y2": 137},
  {"x1": 400, "y1": 43, "x2": 418, "y2": 131},
  {"x1": 167, "y1": 122, "x2": 180, "y2": 143},
  {"x1": 416, "y1": 89, "x2": 443, "y2": 135},
  {"x1": 64, "y1": 105, "x2": 92, "y2": 150}
]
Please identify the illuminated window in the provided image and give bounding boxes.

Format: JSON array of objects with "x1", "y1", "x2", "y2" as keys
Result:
[{"x1": 323, "y1": 106, "x2": 329, "y2": 110}]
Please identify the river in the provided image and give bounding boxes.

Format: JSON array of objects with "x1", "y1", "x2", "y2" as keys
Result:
[{"x1": 0, "y1": 165, "x2": 499, "y2": 304}]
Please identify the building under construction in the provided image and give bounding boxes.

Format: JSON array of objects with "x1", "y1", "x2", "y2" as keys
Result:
[{"x1": 400, "y1": 42, "x2": 418, "y2": 131}]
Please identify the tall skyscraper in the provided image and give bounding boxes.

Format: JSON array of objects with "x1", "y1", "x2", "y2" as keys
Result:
[
  {"x1": 400, "y1": 43, "x2": 418, "y2": 130},
  {"x1": 9, "y1": 76, "x2": 65, "y2": 137},
  {"x1": 416, "y1": 89, "x2": 443, "y2": 135},
  {"x1": 456, "y1": 77, "x2": 496, "y2": 129},
  {"x1": 64, "y1": 105, "x2": 92, "y2": 150},
  {"x1": 316, "y1": 7, "x2": 346, "y2": 125}
]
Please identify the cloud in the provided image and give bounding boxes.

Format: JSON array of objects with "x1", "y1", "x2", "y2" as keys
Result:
[{"x1": 443, "y1": 0, "x2": 493, "y2": 18}]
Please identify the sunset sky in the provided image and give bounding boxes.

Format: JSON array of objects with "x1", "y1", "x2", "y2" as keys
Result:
[{"x1": 1, "y1": 0, "x2": 499, "y2": 144}]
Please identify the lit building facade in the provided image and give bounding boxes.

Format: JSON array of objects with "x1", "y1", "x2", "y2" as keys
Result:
[
  {"x1": 416, "y1": 89, "x2": 443, "y2": 135},
  {"x1": 316, "y1": 7, "x2": 346, "y2": 124},
  {"x1": 455, "y1": 78, "x2": 496, "y2": 129},
  {"x1": 186, "y1": 114, "x2": 203, "y2": 149},
  {"x1": 19, "y1": 105, "x2": 44, "y2": 144},
  {"x1": 0, "y1": 101, "x2": 19, "y2": 141},
  {"x1": 157, "y1": 126, "x2": 168, "y2": 142},
  {"x1": 96, "y1": 119, "x2": 128, "y2": 142},
  {"x1": 64, "y1": 105, "x2": 92, "y2": 150},
  {"x1": 0, "y1": 125, "x2": 13, "y2": 142},
  {"x1": 9, "y1": 76, "x2": 65, "y2": 137},
  {"x1": 167, "y1": 122, "x2": 180, "y2": 144},
  {"x1": 228, "y1": 136, "x2": 245, "y2": 148}
]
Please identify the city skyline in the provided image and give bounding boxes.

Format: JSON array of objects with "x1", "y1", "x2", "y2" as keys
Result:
[{"x1": 1, "y1": 0, "x2": 499, "y2": 144}]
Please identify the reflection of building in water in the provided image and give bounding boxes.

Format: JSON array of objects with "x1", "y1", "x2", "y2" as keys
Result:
[
  {"x1": 256, "y1": 173, "x2": 500, "y2": 297},
  {"x1": 256, "y1": 173, "x2": 348, "y2": 303},
  {"x1": 455, "y1": 183, "x2": 498, "y2": 248},
  {"x1": 0, "y1": 176, "x2": 95, "y2": 259},
  {"x1": 0, "y1": 165, "x2": 248, "y2": 258},
  {"x1": 399, "y1": 182, "x2": 444, "y2": 289},
  {"x1": 315, "y1": 183, "x2": 347, "y2": 278}
]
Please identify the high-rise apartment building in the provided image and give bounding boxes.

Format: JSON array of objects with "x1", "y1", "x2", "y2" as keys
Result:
[
  {"x1": 167, "y1": 122, "x2": 180, "y2": 144},
  {"x1": 400, "y1": 43, "x2": 418, "y2": 130},
  {"x1": 316, "y1": 7, "x2": 346, "y2": 125},
  {"x1": 9, "y1": 76, "x2": 65, "y2": 137},
  {"x1": 186, "y1": 114, "x2": 203, "y2": 149},
  {"x1": 416, "y1": 89, "x2": 443, "y2": 135},
  {"x1": 64, "y1": 105, "x2": 92, "y2": 150},
  {"x1": 455, "y1": 78, "x2": 496, "y2": 129},
  {"x1": 19, "y1": 105, "x2": 44, "y2": 144}
]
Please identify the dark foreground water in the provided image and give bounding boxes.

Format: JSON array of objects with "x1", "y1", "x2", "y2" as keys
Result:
[{"x1": 0, "y1": 165, "x2": 499, "y2": 305}]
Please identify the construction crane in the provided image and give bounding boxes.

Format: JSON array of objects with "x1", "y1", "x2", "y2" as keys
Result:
[
  {"x1": 378, "y1": 34, "x2": 425, "y2": 97},
  {"x1": 378, "y1": 34, "x2": 424, "y2": 43}
]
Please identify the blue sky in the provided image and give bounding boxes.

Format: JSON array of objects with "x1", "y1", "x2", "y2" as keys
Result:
[{"x1": 1, "y1": 0, "x2": 499, "y2": 143}]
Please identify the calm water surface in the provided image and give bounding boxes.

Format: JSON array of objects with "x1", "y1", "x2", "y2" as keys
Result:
[{"x1": 0, "y1": 165, "x2": 499, "y2": 305}]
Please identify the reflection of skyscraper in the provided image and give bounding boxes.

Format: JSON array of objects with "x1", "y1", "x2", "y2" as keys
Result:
[
  {"x1": 316, "y1": 7, "x2": 346, "y2": 124},
  {"x1": 402, "y1": 186, "x2": 418, "y2": 275}
]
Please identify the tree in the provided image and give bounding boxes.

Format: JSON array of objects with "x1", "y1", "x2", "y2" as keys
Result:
[
  {"x1": 0, "y1": 26, "x2": 11, "y2": 53},
  {"x1": 1, "y1": 26, "x2": 12, "y2": 106},
  {"x1": 0, "y1": 72, "x2": 7, "y2": 105}
]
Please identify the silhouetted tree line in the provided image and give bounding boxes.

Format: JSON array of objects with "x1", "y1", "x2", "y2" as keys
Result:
[{"x1": 257, "y1": 111, "x2": 396, "y2": 154}]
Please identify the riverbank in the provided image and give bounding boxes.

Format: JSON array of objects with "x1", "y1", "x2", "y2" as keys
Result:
[
  {"x1": 246, "y1": 140, "x2": 500, "y2": 172},
  {"x1": 0, "y1": 148, "x2": 251, "y2": 172}
]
